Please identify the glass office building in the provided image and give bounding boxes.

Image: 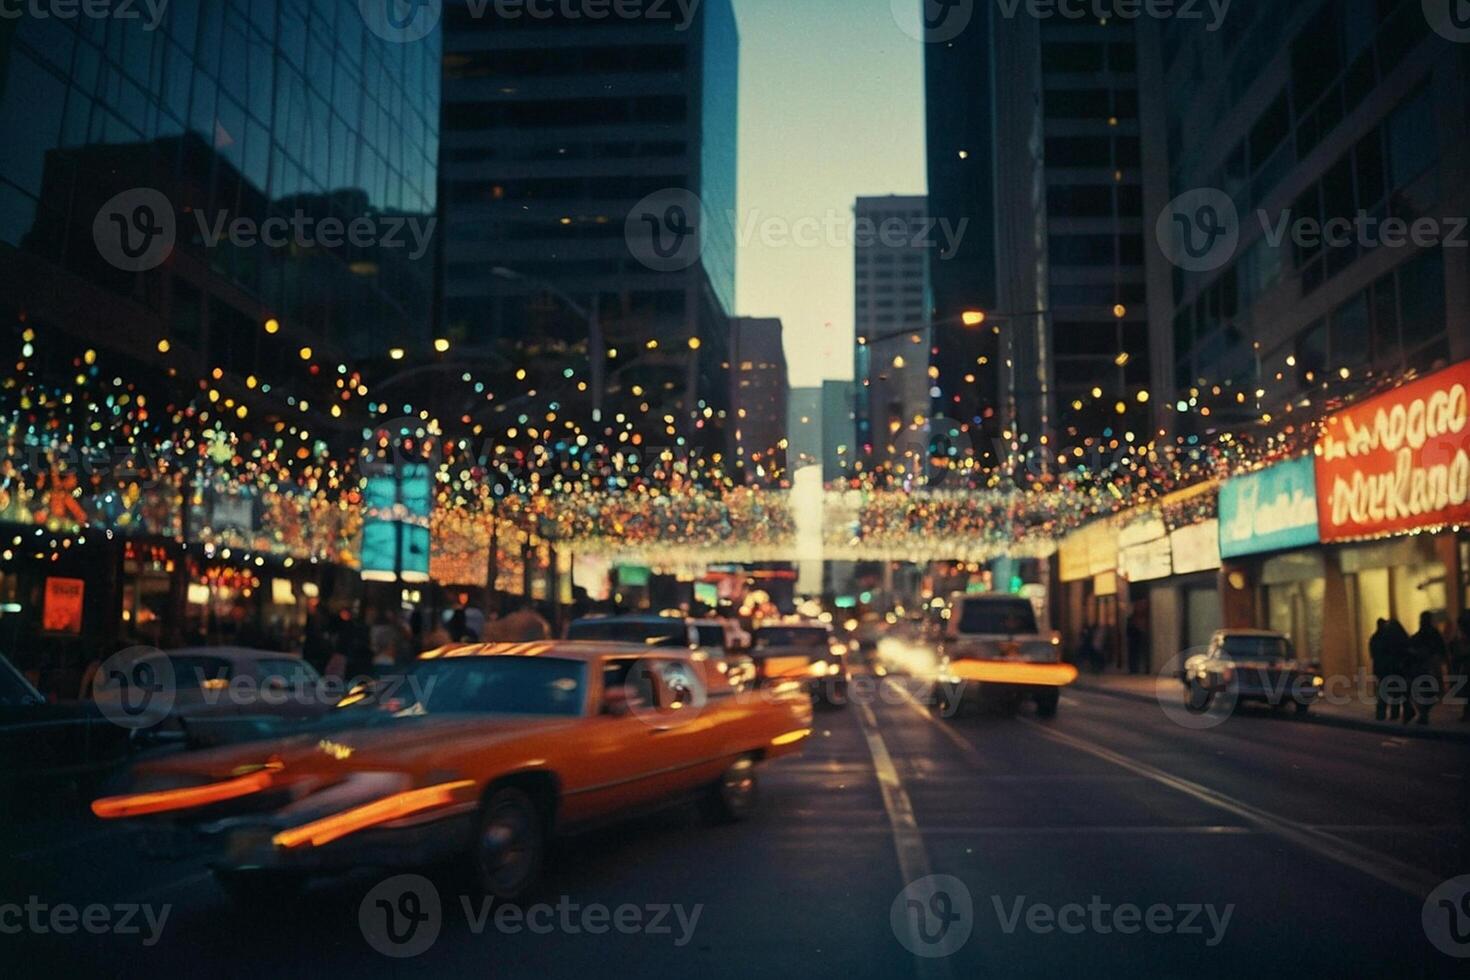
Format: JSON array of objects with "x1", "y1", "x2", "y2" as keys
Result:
[{"x1": 0, "y1": 0, "x2": 439, "y2": 377}]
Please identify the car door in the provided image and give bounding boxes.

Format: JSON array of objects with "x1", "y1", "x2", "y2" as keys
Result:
[{"x1": 559, "y1": 657, "x2": 703, "y2": 824}]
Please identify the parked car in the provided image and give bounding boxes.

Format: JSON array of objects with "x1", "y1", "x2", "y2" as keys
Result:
[
  {"x1": 91, "y1": 647, "x2": 327, "y2": 746},
  {"x1": 90, "y1": 642, "x2": 812, "y2": 905},
  {"x1": 750, "y1": 622, "x2": 849, "y2": 707},
  {"x1": 937, "y1": 594, "x2": 1077, "y2": 717},
  {"x1": 1181, "y1": 630, "x2": 1324, "y2": 714},
  {"x1": 0, "y1": 652, "x2": 132, "y2": 796}
]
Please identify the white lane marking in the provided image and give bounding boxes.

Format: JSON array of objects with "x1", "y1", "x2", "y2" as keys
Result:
[
  {"x1": 855, "y1": 700, "x2": 956, "y2": 980},
  {"x1": 891, "y1": 683, "x2": 1443, "y2": 899}
]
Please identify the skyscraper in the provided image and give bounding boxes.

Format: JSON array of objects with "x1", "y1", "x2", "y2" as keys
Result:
[
  {"x1": 439, "y1": 0, "x2": 739, "y2": 457},
  {"x1": 729, "y1": 316, "x2": 789, "y2": 484},
  {"x1": 925, "y1": 7, "x2": 1152, "y2": 464},
  {"x1": 854, "y1": 194, "x2": 930, "y2": 480}
]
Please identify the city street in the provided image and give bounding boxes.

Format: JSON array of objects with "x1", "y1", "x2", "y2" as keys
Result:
[{"x1": 9, "y1": 669, "x2": 1467, "y2": 979}]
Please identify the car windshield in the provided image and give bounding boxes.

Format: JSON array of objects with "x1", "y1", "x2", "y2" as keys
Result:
[
  {"x1": 377, "y1": 658, "x2": 587, "y2": 717},
  {"x1": 256, "y1": 658, "x2": 319, "y2": 685},
  {"x1": 568, "y1": 620, "x2": 688, "y2": 646},
  {"x1": 754, "y1": 627, "x2": 828, "y2": 650},
  {"x1": 1219, "y1": 636, "x2": 1292, "y2": 661},
  {"x1": 958, "y1": 599, "x2": 1039, "y2": 635},
  {"x1": 163, "y1": 655, "x2": 234, "y2": 689}
]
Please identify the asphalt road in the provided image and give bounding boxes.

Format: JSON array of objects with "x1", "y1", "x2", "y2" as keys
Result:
[{"x1": 6, "y1": 675, "x2": 1469, "y2": 979}]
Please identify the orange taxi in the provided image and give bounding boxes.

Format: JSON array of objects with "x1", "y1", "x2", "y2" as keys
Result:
[{"x1": 91, "y1": 642, "x2": 813, "y2": 905}]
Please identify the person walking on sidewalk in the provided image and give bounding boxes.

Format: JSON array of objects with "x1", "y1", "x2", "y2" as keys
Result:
[
  {"x1": 1407, "y1": 611, "x2": 1446, "y2": 726},
  {"x1": 1369, "y1": 619, "x2": 1395, "y2": 721},
  {"x1": 1447, "y1": 610, "x2": 1470, "y2": 723},
  {"x1": 1380, "y1": 618, "x2": 1414, "y2": 722}
]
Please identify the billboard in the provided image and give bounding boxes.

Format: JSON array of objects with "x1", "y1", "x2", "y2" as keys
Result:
[
  {"x1": 1315, "y1": 361, "x2": 1470, "y2": 542},
  {"x1": 1218, "y1": 456, "x2": 1321, "y2": 558}
]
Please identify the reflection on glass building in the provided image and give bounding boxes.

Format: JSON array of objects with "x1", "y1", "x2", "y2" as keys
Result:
[
  {"x1": 439, "y1": 0, "x2": 738, "y2": 457},
  {"x1": 1, "y1": 0, "x2": 439, "y2": 376},
  {"x1": 0, "y1": 1, "x2": 439, "y2": 675}
]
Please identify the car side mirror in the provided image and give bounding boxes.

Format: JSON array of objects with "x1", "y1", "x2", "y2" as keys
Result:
[{"x1": 603, "y1": 685, "x2": 644, "y2": 717}]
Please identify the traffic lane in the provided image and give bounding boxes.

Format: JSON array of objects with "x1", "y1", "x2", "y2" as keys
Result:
[
  {"x1": 4, "y1": 704, "x2": 918, "y2": 980},
  {"x1": 1054, "y1": 686, "x2": 1469, "y2": 877},
  {"x1": 865, "y1": 691, "x2": 1461, "y2": 979}
]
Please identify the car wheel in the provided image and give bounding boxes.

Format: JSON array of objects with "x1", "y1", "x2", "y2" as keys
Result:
[
  {"x1": 474, "y1": 787, "x2": 544, "y2": 901},
  {"x1": 1034, "y1": 689, "x2": 1059, "y2": 718},
  {"x1": 701, "y1": 756, "x2": 757, "y2": 823},
  {"x1": 214, "y1": 869, "x2": 306, "y2": 909},
  {"x1": 1185, "y1": 679, "x2": 1212, "y2": 713}
]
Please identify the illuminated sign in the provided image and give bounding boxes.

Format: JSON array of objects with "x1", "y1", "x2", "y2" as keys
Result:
[
  {"x1": 1171, "y1": 519, "x2": 1221, "y2": 574},
  {"x1": 43, "y1": 577, "x2": 85, "y2": 634},
  {"x1": 1218, "y1": 457, "x2": 1320, "y2": 557},
  {"x1": 1315, "y1": 360, "x2": 1470, "y2": 542}
]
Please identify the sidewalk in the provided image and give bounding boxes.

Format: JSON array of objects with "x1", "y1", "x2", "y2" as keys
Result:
[{"x1": 1071, "y1": 672, "x2": 1470, "y2": 744}]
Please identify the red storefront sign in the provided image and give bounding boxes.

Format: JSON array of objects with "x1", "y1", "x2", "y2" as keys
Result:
[{"x1": 1315, "y1": 360, "x2": 1470, "y2": 542}]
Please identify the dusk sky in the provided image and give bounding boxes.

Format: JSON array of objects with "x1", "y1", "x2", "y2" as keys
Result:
[{"x1": 733, "y1": 0, "x2": 927, "y2": 389}]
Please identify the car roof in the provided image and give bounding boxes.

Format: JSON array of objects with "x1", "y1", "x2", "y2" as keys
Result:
[
  {"x1": 570, "y1": 615, "x2": 686, "y2": 626},
  {"x1": 419, "y1": 641, "x2": 687, "y2": 662}
]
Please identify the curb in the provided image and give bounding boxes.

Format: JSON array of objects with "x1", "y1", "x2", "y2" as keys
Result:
[{"x1": 1071, "y1": 680, "x2": 1470, "y2": 745}]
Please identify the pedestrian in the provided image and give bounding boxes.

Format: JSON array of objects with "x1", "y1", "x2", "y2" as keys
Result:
[
  {"x1": 1407, "y1": 611, "x2": 1447, "y2": 726},
  {"x1": 1126, "y1": 617, "x2": 1147, "y2": 675},
  {"x1": 447, "y1": 606, "x2": 479, "y2": 642},
  {"x1": 483, "y1": 596, "x2": 552, "y2": 642},
  {"x1": 1369, "y1": 618, "x2": 1394, "y2": 721},
  {"x1": 1381, "y1": 618, "x2": 1413, "y2": 722},
  {"x1": 1450, "y1": 611, "x2": 1470, "y2": 723}
]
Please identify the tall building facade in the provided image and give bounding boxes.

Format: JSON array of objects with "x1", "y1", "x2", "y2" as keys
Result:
[
  {"x1": 729, "y1": 316, "x2": 788, "y2": 484},
  {"x1": 1149, "y1": 0, "x2": 1470, "y2": 430},
  {"x1": 854, "y1": 194, "x2": 931, "y2": 480},
  {"x1": 786, "y1": 387, "x2": 823, "y2": 473},
  {"x1": 925, "y1": 5, "x2": 1152, "y2": 466},
  {"x1": 820, "y1": 379, "x2": 856, "y2": 483},
  {"x1": 0, "y1": 0, "x2": 440, "y2": 671},
  {"x1": 439, "y1": 0, "x2": 738, "y2": 456}
]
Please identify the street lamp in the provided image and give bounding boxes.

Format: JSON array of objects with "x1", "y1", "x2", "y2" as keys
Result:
[{"x1": 492, "y1": 266, "x2": 604, "y2": 423}]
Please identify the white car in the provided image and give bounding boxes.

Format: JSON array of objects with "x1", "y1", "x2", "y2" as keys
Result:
[{"x1": 938, "y1": 594, "x2": 1077, "y2": 717}]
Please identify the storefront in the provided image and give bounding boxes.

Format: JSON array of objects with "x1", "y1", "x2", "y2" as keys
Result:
[
  {"x1": 1056, "y1": 520, "x2": 1120, "y2": 664},
  {"x1": 1314, "y1": 358, "x2": 1470, "y2": 672},
  {"x1": 1218, "y1": 455, "x2": 1327, "y2": 666}
]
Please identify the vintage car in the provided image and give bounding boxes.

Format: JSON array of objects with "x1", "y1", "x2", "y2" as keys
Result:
[
  {"x1": 0, "y1": 652, "x2": 132, "y2": 799},
  {"x1": 569, "y1": 614, "x2": 755, "y2": 687},
  {"x1": 91, "y1": 647, "x2": 327, "y2": 747},
  {"x1": 936, "y1": 594, "x2": 1077, "y2": 717},
  {"x1": 90, "y1": 642, "x2": 812, "y2": 905},
  {"x1": 1181, "y1": 629, "x2": 1325, "y2": 714},
  {"x1": 749, "y1": 622, "x2": 849, "y2": 707}
]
